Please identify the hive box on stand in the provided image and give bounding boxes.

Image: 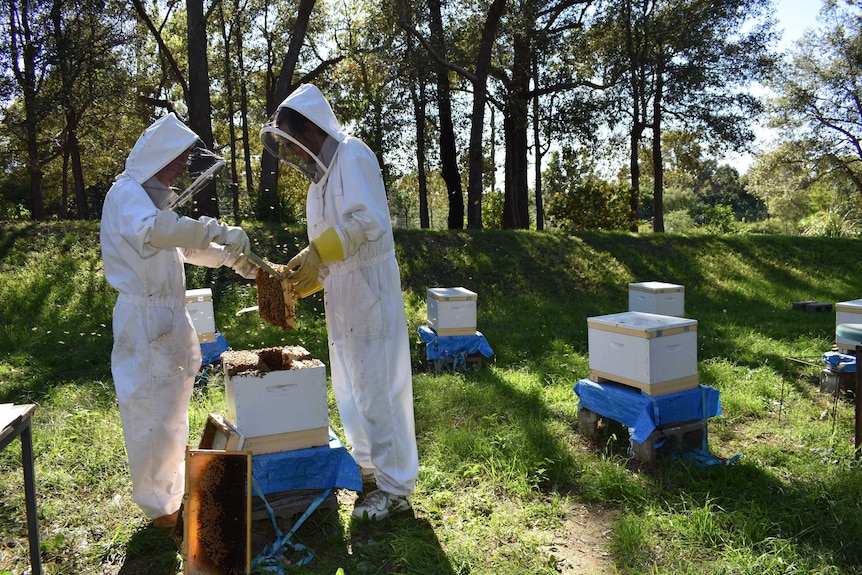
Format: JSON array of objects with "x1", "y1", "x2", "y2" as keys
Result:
[
  {"x1": 185, "y1": 288, "x2": 216, "y2": 343},
  {"x1": 427, "y1": 287, "x2": 478, "y2": 336},
  {"x1": 628, "y1": 281, "x2": 685, "y2": 317},
  {"x1": 587, "y1": 311, "x2": 699, "y2": 396},
  {"x1": 835, "y1": 299, "x2": 862, "y2": 353},
  {"x1": 221, "y1": 347, "x2": 329, "y2": 450}
]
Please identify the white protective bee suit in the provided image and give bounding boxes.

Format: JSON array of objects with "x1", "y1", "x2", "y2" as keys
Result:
[
  {"x1": 262, "y1": 85, "x2": 418, "y2": 497},
  {"x1": 100, "y1": 113, "x2": 254, "y2": 519}
]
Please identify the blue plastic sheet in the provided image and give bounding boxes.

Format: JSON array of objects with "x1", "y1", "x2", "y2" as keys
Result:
[
  {"x1": 417, "y1": 325, "x2": 494, "y2": 360},
  {"x1": 252, "y1": 433, "x2": 362, "y2": 495},
  {"x1": 573, "y1": 378, "x2": 721, "y2": 444},
  {"x1": 200, "y1": 332, "x2": 229, "y2": 366},
  {"x1": 823, "y1": 351, "x2": 856, "y2": 372}
]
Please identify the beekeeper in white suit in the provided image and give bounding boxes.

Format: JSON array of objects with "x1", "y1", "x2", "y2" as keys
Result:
[
  {"x1": 261, "y1": 84, "x2": 418, "y2": 520},
  {"x1": 101, "y1": 113, "x2": 256, "y2": 528}
]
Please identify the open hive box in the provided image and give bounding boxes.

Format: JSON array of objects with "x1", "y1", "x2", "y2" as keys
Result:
[{"x1": 220, "y1": 346, "x2": 329, "y2": 448}]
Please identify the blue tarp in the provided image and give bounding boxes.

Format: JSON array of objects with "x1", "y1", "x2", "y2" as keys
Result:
[
  {"x1": 417, "y1": 325, "x2": 494, "y2": 360},
  {"x1": 823, "y1": 351, "x2": 856, "y2": 373},
  {"x1": 573, "y1": 378, "x2": 722, "y2": 443},
  {"x1": 252, "y1": 433, "x2": 362, "y2": 495},
  {"x1": 200, "y1": 332, "x2": 230, "y2": 366}
]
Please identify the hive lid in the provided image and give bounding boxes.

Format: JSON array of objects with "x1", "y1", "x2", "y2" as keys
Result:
[
  {"x1": 427, "y1": 287, "x2": 477, "y2": 301},
  {"x1": 587, "y1": 311, "x2": 697, "y2": 338},
  {"x1": 185, "y1": 288, "x2": 213, "y2": 301},
  {"x1": 836, "y1": 298, "x2": 862, "y2": 311},
  {"x1": 628, "y1": 281, "x2": 684, "y2": 293}
]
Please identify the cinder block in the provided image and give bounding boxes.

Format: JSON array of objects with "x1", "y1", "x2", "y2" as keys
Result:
[
  {"x1": 628, "y1": 419, "x2": 706, "y2": 463},
  {"x1": 577, "y1": 406, "x2": 602, "y2": 438}
]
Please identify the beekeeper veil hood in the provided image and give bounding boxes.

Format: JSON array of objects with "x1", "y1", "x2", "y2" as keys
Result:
[
  {"x1": 259, "y1": 84, "x2": 345, "y2": 182},
  {"x1": 122, "y1": 113, "x2": 199, "y2": 185}
]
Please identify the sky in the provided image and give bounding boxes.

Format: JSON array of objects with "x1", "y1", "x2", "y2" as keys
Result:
[{"x1": 724, "y1": 0, "x2": 825, "y2": 173}]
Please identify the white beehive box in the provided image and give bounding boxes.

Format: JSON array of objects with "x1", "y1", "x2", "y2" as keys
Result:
[
  {"x1": 427, "y1": 287, "x2": 478, "y2": 336},
  {"x1": 222, "y1": 347, "x2": 328, "y2": 439},
  {"x1": 185, "y1": 288, "x2": 216, "y2": 343},
  {"x1": 628, "y1": 281, "x2": 685, "y2": 317},
  {"x1": 836, "y1": 299, "x2": 862, "y2": 352},
  {"x1": 588, "y1": 311, "x2": 699, "y2": 396}
]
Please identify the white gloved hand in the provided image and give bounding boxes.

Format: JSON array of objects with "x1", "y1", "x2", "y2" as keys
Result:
[
  {"x1": 286, "y1": 244, "x2": 322, "y2": 289},
  {"x1": 230, "y1": 255, "x2": 258, "y2": 280},
  {"x1": 222, "y1": 226, "x2": 250, "y2": 257}
]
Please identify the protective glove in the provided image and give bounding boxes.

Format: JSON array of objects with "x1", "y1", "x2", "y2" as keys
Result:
[
  {"x1": 151, "y1": 212, "x2": 230, "y2": 250},
  {"x1": 286, "y1": 227, "x2": 346, "y2": 294},
  {"x1": 230, "y1": 255, "x2": 258, "y2": 280},
  {"x1": 286, "y1": 243, "x2": 322, "y2": 288},
  {"x1": 222, "y1": 226, "x2": 250, "y2": 257}
]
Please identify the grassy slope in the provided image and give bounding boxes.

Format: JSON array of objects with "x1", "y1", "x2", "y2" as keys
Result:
[{"x1": 1, "y1": 221, "x2": 861, "y2": 575}]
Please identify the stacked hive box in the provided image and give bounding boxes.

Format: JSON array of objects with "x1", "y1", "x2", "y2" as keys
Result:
[
  {"x1": 580, "y1": 283, "x2": 716, "y2": 462},
  {"x1": 628, "y1": 281, "x2": 685, "y2": 317},
  {"x1": 219, "y1": 346, "x2": 329, "y2": 454},
  {"x1": 587, "y1": 311, "x2": 699, "y2": 396},
  {"x1": 185, "y1": 288, "x2": 216, "y2": 343},
  {"x1": 427, "y1": 287, "x2": 478, "y2": 335}
]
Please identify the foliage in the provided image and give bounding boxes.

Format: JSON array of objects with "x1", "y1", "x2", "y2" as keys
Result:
[
  {"x1": 764, "y1": 0, "x2": 862, "y2": 197},
  {"x1": 544, "y1": 148, "x2": 632, "y2": 231},
  {"x1": 698, "y1": 204, "x2": 741, "y2": 234},
  {"x1": 800, "y1": 209, "x2": 860, "y2": 237},
  {"x1": 480, "y1": 189, "x2": 505, "y2": 229}
]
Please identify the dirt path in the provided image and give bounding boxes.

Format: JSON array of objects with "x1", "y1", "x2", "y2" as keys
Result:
[{"x1": 550, "y1": 500, "x2": 618, "y2": 574}]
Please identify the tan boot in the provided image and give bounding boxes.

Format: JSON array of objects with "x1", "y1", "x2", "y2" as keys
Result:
[{"x1": 152, "y1": 510, "x2": 180, "y2": 529}]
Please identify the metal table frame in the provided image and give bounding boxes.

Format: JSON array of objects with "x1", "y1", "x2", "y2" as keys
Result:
[{"x1": 1, "y1": 404, "x2": 42, "y2": 575}]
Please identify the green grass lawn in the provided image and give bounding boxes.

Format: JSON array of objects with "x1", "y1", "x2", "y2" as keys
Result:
[{"x1": 1, "y1": 221, "x2": 861, "y2": 575}]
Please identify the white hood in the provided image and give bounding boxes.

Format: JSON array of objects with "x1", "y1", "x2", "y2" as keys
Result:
[
  {"x1": 277, "y1": 84, "x2": 346, "y2": 143},
  {"x1": 122, "y1": 113, "x2": 199, "y2": 185}
]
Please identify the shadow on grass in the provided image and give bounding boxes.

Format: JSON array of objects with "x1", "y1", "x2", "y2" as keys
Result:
[{"x1": 117, "y1": 526, "x2": 181, "y2": 575}]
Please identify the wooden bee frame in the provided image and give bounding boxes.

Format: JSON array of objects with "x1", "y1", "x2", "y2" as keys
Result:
[{"x1": 183, "y1": 448, "x2": 252, "y2": 575}]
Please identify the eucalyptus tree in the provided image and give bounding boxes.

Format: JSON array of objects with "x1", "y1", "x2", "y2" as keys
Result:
[
  {"x1": 588, "y1": 0, "x2": 775, "y2": 232},
  {"x1": 2, "y1": 0, "x2": 51, "y2": 219},
  {"x1": 764, "y1": 0, "x2": 862, "y2": 199},
  {"x1": 47, "y1": 0, "x2": 127, "y2": 219},
  {"x1": 256, "y1": 0, "x2": 348, "y2": 222},
  {"x1": 490, "y1": 0, "x2": 595, "y2": 229},
  {"x1": 397, "y1": 0, "x2": 506, "y2": 229},
  {"x1": 327, "y1": 0, "x2": 412, "y2": 192}
]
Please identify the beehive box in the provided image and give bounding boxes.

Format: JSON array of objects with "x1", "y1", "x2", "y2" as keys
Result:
[
  {"x1": 628, "y1": 281, "x2": 685, "y2": 317},
  {"x1": 836, "y1": 299, "x2": 862, "y2": 352},
  {"x1": 199, "y1": 413, "x2": 328, "y2": 454},
  {"x1": 185, "y1": 288, "x2": 216, "y2": 343},
  {"x1": 427, "y1": 287, "x2": 477, "y2": 336},
  {"x1": 588, "y1": 311, "x2": 698, "y2": 396},
  {"x1": 221, "y1": 346, "x2": 328, "y2": 439}
]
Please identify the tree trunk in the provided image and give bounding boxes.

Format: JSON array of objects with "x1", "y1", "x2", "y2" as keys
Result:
[
  {"x1": 219, "y1": 3, "x2": 241, "y2": 222},
  {"x1": 652, "y1": 61, "x2": 664, "y2": 233},
  {"x1": 624, "y1": 0, "x2": 640, "y2": 233},
  {"x1": 428, "y1": 0, "x2": 464, "y2": 229},
  {"x1": 257, "y1": 0, "x2": 315, "y2": 222},
  {"x1": 410, "y1": 66, "x2": 430, "y2": 228},
  {"x1": 236, "y1": 0, "x2": 254, "y2": 217},
  {"x1": 9, "y1": 0, "x2": 45, "y2": 220},
  {"x1": 187, "y1": 0, "x2": 218, "y2": 217},
  {"x1": 532, "y1": 52, "x2": 544, "y2": 231},
  {"x1": 502, "y1": 27, "x2": 530, "y2": 229},
  {"x1": 465, "y1": 0, "x2": 505, "y2": 230},
  {"x1": 67, "y1": 113, "x2": 88, "y2": 219}
]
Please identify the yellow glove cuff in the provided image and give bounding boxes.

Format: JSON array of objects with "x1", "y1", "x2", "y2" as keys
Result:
[
  {"x1": 312, "y1": 227, "x2": 345, "y2": 264},
  {"x1": 295, "y1": 279, "x2": 323, "y2": 298}
]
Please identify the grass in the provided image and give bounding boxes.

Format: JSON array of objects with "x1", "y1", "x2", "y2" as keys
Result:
[{"x1": 1, "y1": 221, "x2": 861, "y2": 574}]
